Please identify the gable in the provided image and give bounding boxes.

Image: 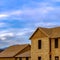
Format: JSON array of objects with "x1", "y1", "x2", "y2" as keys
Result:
[{"x1": 30, "y1": 28, "x2": 48, "y2": 40}]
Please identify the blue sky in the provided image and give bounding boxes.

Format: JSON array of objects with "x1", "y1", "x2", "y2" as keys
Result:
[{"x1": 0, "y1": 0, "x2": 60, "y2": 48}]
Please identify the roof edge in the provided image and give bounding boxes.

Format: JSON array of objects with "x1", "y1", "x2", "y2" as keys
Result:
[{"x1": 29, "y1": 28, "x2": 39, "y2": 40}]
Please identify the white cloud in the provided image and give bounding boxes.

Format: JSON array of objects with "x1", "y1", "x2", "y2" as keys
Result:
[
  {"x1": 0, "y1": 14, "x2": 8, "y2": 18},
  {"x1": 0, "y1": 32, "x2": 14, "y2": 37},
  {"x1": 0, "y1": 28, "x2": 33, "y2": 41},
  {"x1": 0, "y1": 1, "x2": 60, "y2": 48},
  {"x1": 35, "y1": 22, "x2": 59, "y2": 28},
  {"x1": 0, "y1": 32, "x2": 15, "y2": 41},
  {"x1": 0, "y1": 1, "x2": 60, "y2": 21},
  {"x1": 0, "y1": 1, "x2": 60, "y2": 23},
  {"x1": 0, "y1": 27, "x2": 33, "y2": 48},
  {"x1": 0, "y1": 10, "x2": 23, "y2": 20},
  {"x1": 1, "y1": 37, "x2": 6, "y2": 41},
  {"x1": 0, "y1": 4, "x2": 59, "y2": 27},
  {"x1": 0, "y1": 2, "x2": 54, "y2": 20}
]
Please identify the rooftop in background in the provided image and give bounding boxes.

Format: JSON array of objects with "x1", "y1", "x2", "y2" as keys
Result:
[{"x1": 0, "y1": 44, "x2": 31, "y2": 57}]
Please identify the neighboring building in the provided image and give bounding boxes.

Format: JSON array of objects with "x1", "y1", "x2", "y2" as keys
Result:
[
  {"x1": 29, "y1": 27, "x2": 60, "y2": 60},
  {"x1": 0, "y1": 44, "x2": 31, "y2": 60}
]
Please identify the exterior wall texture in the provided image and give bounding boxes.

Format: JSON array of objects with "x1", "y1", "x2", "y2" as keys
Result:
[
  {"x1": 0, "y1": 57, "x2": 31, "y2": 60},
  {"x1": 51, "y1": 38, "x2": 60, "y2": 60},
  {"x1": 0, "y1": 58, "x2": 15, "y2": 60},
  {"x1": 31, "y1": 30, "x2": 49, "y2": 60}
]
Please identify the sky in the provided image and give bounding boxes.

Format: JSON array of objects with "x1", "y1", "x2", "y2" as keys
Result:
[{"x1": 0, "y1": 0, "x2": 60, "y2": 48}]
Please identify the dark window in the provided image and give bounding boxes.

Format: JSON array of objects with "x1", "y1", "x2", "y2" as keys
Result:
[
  {"x1": 38, "y1": 57, "x2": 41, "y2": 60},
  {"x1": 55, "y1": 56, "x2": 59, "y2": 60},
  {"x1": 20, "y1": 57, "x2": 22, "y2": 60},
  {"x1": 50, "y1": 55, "x2": 51, "y2": 60},
  {"x1": 26, "y1": 57, "x2": 28, "y2": 60},
  {"x1": 15, "y1": 58, "x2": 17, "y2": 60},
  {"x1": 55, "y1": 38, "x2": 58, "y2": 48},
  {"x1": 38, "y1": 40, "x2": 41, "y2": 49}
]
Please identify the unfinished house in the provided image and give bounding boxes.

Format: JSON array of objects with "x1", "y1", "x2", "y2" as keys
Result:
[{"x1": 29, "y1": 27, "x2": 60, "y2": 60}]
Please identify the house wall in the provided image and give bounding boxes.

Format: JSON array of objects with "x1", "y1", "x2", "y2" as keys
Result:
[
  {"x1": 16, "y1": 57, "x2": 31, "y2": 60},
  {"x1": 0, "y1": 57, "x2": 31, "y2": 60},
  {"x1": 31, "y1": 30, "x2": 49, "y2": 60},
  {"x1": 51, "y1": 38, "x2": 60, "y2": 60},
  {"x1": 0, "y1": 57, "x2": 15, "y2": 60}
]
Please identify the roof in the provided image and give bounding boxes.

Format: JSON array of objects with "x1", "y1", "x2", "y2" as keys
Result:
[
  {"x1": 29, "y1": 27, "x2": 60, "y2": 39},
  {"x1": 16, "y1": 50, "x2": 31, "y2": 57},
  {"x1": 0, "y1": 44, "x2": 30, "y2": 57}
]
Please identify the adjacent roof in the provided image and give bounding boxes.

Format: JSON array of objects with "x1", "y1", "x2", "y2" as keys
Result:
[
  {"x1": 0, "y1": 44, "x2": 30, "y2": 57},
  {"x1": 16, "y1": 50, "x2": 31, "y2": 57},
  {"x1": 0, "y1": 49, "x2": 4, "y2": 53},
  {"x1": 29, "y1": 27, "x2": 60, "y2": 39}
]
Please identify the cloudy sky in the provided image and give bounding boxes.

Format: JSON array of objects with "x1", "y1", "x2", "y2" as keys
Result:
[{"x1": 0, "y1": 0, "x2": 60, "y2": 48}]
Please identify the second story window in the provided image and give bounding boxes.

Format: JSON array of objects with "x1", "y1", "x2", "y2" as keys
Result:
[
  {"x1": 38, "y1": 40, "x2": 41, "y2": 49},
  {"x1": 55, "y1": 38, "x2": 58, "y2": 48}
]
